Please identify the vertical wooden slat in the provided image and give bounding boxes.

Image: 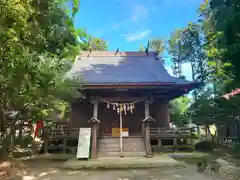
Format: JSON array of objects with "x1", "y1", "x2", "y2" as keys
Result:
[
  {"x1": 144, "y1": 99, "x2": 152, "y2": 156},
  {"x1": 120, "y1": 110, "x2": 123, "y2": 157},
  {"x1": 63, "y1": 138, "x2": 67, "y2": 153},
  {"x1": 93, "y1": 99, "x2": 98, "y2": 119},
  {"x1": 91, "y1": 124, "x2": 98, "y2": 158},
  {"x1": 144, "y1": 99, "x2": 150, "y2": 117},
  {"x1": 43, "y1": 128, "x2": 48, "y2": 154},
  {"x1": 91, "y1": 99, "x2": 99, "y2": 159}
]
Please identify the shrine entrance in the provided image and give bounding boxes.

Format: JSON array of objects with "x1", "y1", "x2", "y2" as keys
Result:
[
  {"x1": 97, "y1": 98, "x2": 146, "y2": 157},
  {"x1": 98, "y1": 98, "x2": 144, "y2": 138}
]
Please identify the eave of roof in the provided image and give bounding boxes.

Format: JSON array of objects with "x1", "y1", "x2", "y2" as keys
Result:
[{"x1": 82, "y1": 81, "x2": 200, "y2": 91}]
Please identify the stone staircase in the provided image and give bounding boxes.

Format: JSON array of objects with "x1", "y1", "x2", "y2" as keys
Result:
[{"x1": 98, "y1": 137, "x2": 145, "y2": 157}]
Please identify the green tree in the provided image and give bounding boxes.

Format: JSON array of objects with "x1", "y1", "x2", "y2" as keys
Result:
[
  {"x1": 0, "y1": 0, "x2": 90, "y2": 157},
  {"x1": 139, "y1": 44, "x2": 145, "y2": 52},
  {"x1": 78, "y1": 29, "x2": 108, "y2": 51},
  {"x1": 149, "y1": 38, "x2": 165, "y2": 54},
  {"x1": 170, "y1": 96, "x2": 191, "y2": 126},
  {"x1": 168, "y1": 30, "x2": 185, "y2": 77},
  {"x1": 209, "y1": 0, "x2": 240, "y2": 88}
]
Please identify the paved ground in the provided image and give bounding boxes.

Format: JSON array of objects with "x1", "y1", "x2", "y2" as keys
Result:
[
  {"x1": 62, "y1": 155, "x2": 183, "y2": 170},
  {"x1": 21, "y1": 160, "x2": 225, "y2": 180}
]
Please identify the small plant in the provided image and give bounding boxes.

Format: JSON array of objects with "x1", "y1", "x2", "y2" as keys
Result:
[
  {"x1": 195, "y1": 140, "x2": 217, "y2": 152},
  {"x1": 197, "y1": 159, "x2": 208, "y2": 172},
  {"x1": 209, "y1": 160, "x2": 221, "y2": 175}
]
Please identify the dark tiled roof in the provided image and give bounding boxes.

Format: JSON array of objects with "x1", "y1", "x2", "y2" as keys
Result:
[{"x1": 68, "y1": 51, "x2": 195, "y2": 86}]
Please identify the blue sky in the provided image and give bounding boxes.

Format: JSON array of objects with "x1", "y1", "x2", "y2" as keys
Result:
[{"x1": 74, "y1": 0, "x2": 203, "y2": 80}]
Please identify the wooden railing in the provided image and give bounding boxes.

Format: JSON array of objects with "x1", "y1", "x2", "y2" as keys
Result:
[
  {"x1": 150, "y1": 127, "x2": 196, "y2": 138},
  {"x1": 45, "y1": 126, "x2": 195, "y2": 139},
  {"x1": 45, "y1": 127, "x2": 79, "y2": 139}
]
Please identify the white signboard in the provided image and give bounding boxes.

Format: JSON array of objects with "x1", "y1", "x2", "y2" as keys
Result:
[
  {"x1": 121, "y1": 131, "x2": 129, "y2": 137},
  {"x1": 76, "y1": 128, "x2": 91, "y2": 159}
]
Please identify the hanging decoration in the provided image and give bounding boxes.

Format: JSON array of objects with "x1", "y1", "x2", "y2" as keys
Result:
[{"x1": 98, "y1": 98, "x2": 143, "y2": 114}]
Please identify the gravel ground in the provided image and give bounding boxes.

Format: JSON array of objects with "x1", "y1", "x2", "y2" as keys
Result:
[{"x1": 21, "y1": 160, "x2": 226, "y2": 180}]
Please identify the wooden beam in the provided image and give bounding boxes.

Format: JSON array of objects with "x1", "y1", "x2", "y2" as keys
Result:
[
  {"x1": 143, "y1": 99, "x2": 153, "y2": 157},
  {"x1": 144, "y1": 99, "x2": 150, "y2": 117},
  {"x1": 89, "y1": 99, "x2": 99, "y2": 159},
  {"x1": 93, "y1": 99, "x2": 98, "y2": 119}
]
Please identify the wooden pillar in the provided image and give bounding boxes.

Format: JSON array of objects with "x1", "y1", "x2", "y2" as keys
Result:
[
  {"x1": 91, "y1": 122, "x2": 98, "y2": 158},
  {"x1": 145, "y1": 122, "x2": 151, "y2": 155},
  {"x1": 90, "y1": 99, "x2": 99, "y2": 159},
  {"x1": 143, "y1": 99, "x2": 152, "y2": 156},
  {"x1": 93, "y1": 99, "x2": 98, "y2": 119},
  {"x1": 119, "y1": 110, "x2": 123, "y2": 158},
  {"x1": 145, "y1": 100, "x2": 150, "y2": 117},
  {"x1": 142, "y1": 100, "x2": 149, "y2": 137},
  {"x1": 142, "y1": 123, "x2": 145, "y2": 137},
  {"x1": 165, "y1": 103, "x2": 170, "y2": 127}
]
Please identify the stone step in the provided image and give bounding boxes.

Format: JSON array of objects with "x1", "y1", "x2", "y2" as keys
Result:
[
  {"x1": 99, "y1": 147, "x2": 144, "y2": 152},
  {"x1": 99, "y1": 145, "x2": 143, "y2": 150},
  {"x1": 123, "y1": 147, "x2": 144, "y2": 152},
  {"x1": 98, "y1": 137, "x2": 145, "y2": 157},
  {"x1": 98, "y1": 147, "x2": 120, "y2": 152},
  {"x1": 98, "y1": 151, "x2": 145, "y2": 157},
  {"x1": 98, "y1": 151, "x2": 120, "y2": 157}
]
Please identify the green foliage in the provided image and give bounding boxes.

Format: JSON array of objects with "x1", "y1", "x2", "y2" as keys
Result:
[
  {"x1": 167, "y1": 23, "x2": 207, "y2": 85},
  {"x1": 232, "y1": 142, "x2": 240, "y2": 158},
  {"x1": 169, "y1": 97, "x2": 191, "y2": 126},
  {"x1": 168, "y1": 29, "x2": 184, "y2": 77},
  {"x1": 0, "y1": 0, "x2": 107, "y2": 156},
  {"x1": 139, "y1": 44, "x2": 145, "y2": 52},
  {"x1": 167, "y1": 0, "x2": 240, "y2": 131},
  {"x1": 195, "y1": 140, "x2": 218, "y2": 152},
  {"x1": 78, "y1": 29, "x2": 108, "y2": 51},
  {"x1": 209, "y1": 0, "x2": 240, "y2": 87},
  {"x1": 149, "y1": 38, "x2": 165, "y2": 54}
]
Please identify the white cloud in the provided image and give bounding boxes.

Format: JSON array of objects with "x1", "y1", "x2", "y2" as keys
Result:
[
  {"x1": 131, "y1": 4, "x2": 149, "y2": 22},
  {"x1": 124, "y1": 29, "x2": 151, "y2": 42}
]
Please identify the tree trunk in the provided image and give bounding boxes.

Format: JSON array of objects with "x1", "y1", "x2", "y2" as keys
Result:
[
  {"x1": 207, "y1": 125, "x2": 215, "y2": 142},
  {"x1": 204, "y1": 125, "x2": 208, "y2": 136},
  {"x1": 0, "y1": 107, "x2": 16, "y2": 159},
  {"x1": 216, "y1": 124, "x2": 220, "y2": 145},
  {"x1": 197, "y1": 125, "x2": 200, "y2": 135},
  {"x1": 0, "y1": 106, "x2": 8, "y2": 159}
]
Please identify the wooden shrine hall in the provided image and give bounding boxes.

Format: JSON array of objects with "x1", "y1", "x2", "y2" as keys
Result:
[{"x1": 44, "y1": 51, "x2": 200, "y2": 158}]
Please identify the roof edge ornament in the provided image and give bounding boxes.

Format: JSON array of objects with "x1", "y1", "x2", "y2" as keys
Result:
[
  {"x1": 115, "y1": 48, "x2": 119, "y2": 56},
  {"x1": 145, "y1": 40, "x2": 150, "y2": 56}
]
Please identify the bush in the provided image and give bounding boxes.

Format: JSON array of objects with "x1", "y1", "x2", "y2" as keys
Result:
[
  {"x1": 232, "y1": 141, "x2": 240, "y2": 158},
  {"x1": 195, "y1": 140, "x2": 218, "y2": 152},
  {"x1": 15, "y1": 135, "x2": 34, "y2": 148}
]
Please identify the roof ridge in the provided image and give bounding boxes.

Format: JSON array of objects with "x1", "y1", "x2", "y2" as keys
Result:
[{"x1": 79, "y1": 51, "x2": 157, "y2": 57}]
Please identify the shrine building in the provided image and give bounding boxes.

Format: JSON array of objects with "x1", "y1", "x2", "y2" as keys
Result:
[{"x1": 63, "y1": 51, "x2": 200, "y2": 158}]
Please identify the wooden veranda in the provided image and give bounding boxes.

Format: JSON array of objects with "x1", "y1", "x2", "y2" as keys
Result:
[{"x1": 42, "y1": 121, "x2": 197, "y2": 155}]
